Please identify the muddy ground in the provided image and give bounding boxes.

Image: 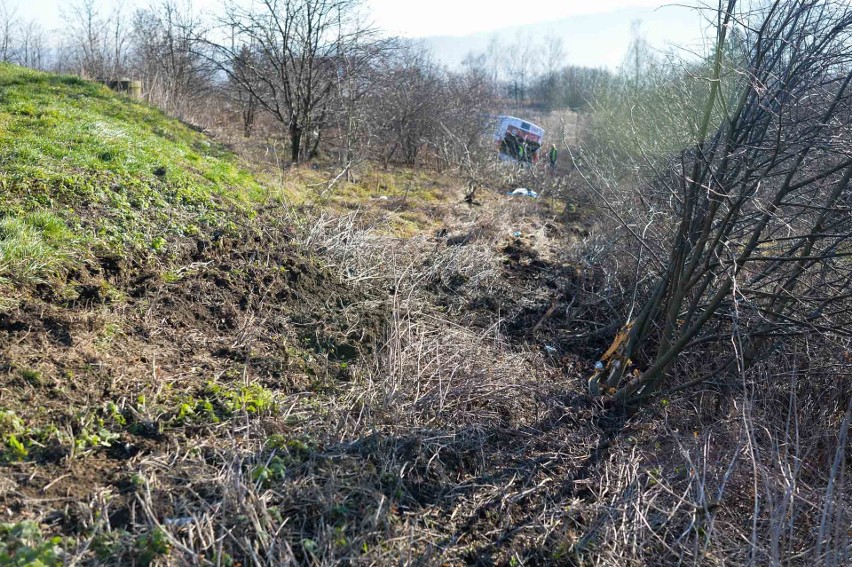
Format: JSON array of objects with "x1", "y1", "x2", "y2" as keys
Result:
[{"x1": 0, "y1": 180, "x2": 819, "y2": 566}]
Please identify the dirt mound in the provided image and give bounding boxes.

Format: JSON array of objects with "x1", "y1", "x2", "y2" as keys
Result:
[{"x1": 0, "y1": 210, "x2": 384, "y2": 520}]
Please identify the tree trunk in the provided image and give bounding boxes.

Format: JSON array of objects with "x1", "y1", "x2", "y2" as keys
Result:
[{"x1": 289, "y1": 124, "x2": 301, "y2": 163}]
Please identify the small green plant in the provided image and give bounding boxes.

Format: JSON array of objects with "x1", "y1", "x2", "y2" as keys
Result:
[
  {"x1": 103, "y1": 401, "x2": 127, "y2": 427},
  {"x1": 91, "y1": 530, "x2": 131, "y2": 562},
  {"x1": 69, "y1": 412, "x2": 122, "y2": 455},
  {"x1": 332, "y1": 526, "x2": 347, "y2": 547},
  {"x1": 0, "y1": 410, "x2": 26, "y2": 436},
  {"x1": 5, "y1": 435, "x2": 28, "y2": 461},
  {"x1": 95, "y1": 323, "x2": 123, "y2": 349},
  {"x1": 18, "y1": 368, "x2": 42, "y2": 386},
  {"x1": 251, "y1": 455, "x2": 287, "y2": 487},
  {"x1": 74, "y1": 428, "x2": 120, "y2": 453},
  {"x1": 0, "y1": 521, "x2": 65, "y2": 566},
  {"x1": 204, "y1": 381, "x2": 276, "y2": 416},
  {"x1": 0, "y1": 411, "x2": 30, "y2": 462},
  {"x1": 136, "y1": 527, "x2": 170, "y2": 566},
  {"x1": 130, "y1": 473, "x2": 146, "y2": 489},
  {"x1": 301, "y1": 538, "x2": 318, "y2": 557},
  {"x1": 150, "y1": 236, "x2": 167, "y2": 252},
  {"x1": 169, "y1": 396, "x2": 218, "y2": 426},
  {"x1": 166, "y1": 381, "x2": 276, "y2": 428}
]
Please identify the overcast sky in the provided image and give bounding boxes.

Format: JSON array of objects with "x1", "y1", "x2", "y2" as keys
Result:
[
  {"x1": 367, "y1": 0, "x2": 678, "y2": 37},
  {"x1": 8, "y1": 0, "x2": 705, "y2": 68},
  {"x1": 11, "y1": 0, "x2": 691, "y2": 36}
]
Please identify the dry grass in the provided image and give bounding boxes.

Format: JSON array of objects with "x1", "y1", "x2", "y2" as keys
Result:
[{"x1": 1, "y1": 164, "x2": 849, "y2": 566}]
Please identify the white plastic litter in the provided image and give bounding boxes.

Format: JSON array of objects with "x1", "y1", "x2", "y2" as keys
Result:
[{"x1": 507, "y1": 188, "x2": 538, "y2": 198}]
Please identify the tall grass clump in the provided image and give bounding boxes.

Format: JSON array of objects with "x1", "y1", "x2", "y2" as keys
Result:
[{"x1": 0, "y1": 212, "x2": 78, "y2": 285}]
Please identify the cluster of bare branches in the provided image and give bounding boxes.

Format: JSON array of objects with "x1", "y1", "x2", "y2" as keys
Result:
[
  {"x1": 199, "y1": 0, "x2": 380, "y2": 162},
  {"x1": 130, "y1": 0, "x2": 213, "y2": 120},
  {"x1": 0, "y1": 0, "x2": 46, "y2": 69},
  {"x1": 582, "y1": 0, "x2": 852, "y2": 407}
]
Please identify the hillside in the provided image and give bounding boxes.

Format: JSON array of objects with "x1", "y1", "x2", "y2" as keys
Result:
[
  {"x1": 0, "y1": 65, "x2": 600, "y2": 565},
  {"x1": 0, "y1": 66, "x2": 386, "y2": 564},
  {"x1": 0, "y1": 65, "x2": 269, "y2": 288}
]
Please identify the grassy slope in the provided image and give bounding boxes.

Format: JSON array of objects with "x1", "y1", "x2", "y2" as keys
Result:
[
  {"x1": 0, "y1": 67, "x2": 310, "y2": 563},
  {"x1": 0, "y1": 64, "x2": 265, "y2": 285}
]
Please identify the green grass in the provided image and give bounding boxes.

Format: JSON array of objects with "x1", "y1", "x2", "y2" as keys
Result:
[
  {"x1": 0, "y1": 64, "x2": 269, "y2": 284},
  {"x1": 0, "y1": 212, "x2": 79, "y2": 285}
]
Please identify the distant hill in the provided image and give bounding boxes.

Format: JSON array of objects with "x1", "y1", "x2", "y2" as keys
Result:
[{"x1": 422, "y1": 5, "x2": 708, "y2": 70}]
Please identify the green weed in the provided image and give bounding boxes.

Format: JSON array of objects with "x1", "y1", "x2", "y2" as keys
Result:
[
  {"x1": 17, "y1": 367, "x2": 41, "y2": 387},
  {"x1": 166, "y1": 381, "x2": 275, "y2": 427},
  {"x1": 251, "y1": 455, "x2": 287, "y2": 486},
  {"x1": 135, "y1": 527, "x2": 170, "y2": 566},
  {"x1": 0, "y1": 521, "x2": 65, "y2": 566}
]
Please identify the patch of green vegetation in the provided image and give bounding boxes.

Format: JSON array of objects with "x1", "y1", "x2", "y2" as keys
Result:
[
  {"x1": 135, "y1": 527, "x2": 170, "y2": 566},
  {"x1": 267, "y1": 432, "x2": 316, "y2": 460},
  {"x1": 0, "y1": 410, "x2": 33, "y2": 462},
  {"x1": 94, "y1": 323, "x2": 123, "y2": 350},
  {"x1": 204, "y1": 381, "x2": 276, "y2": 415},
  {"x1": 251, "y1": 455, "x2": 287, "y2": 486},
  {"x1": 91, "y1": 530, "x2": 131, "y2": 562},
  {"x1": 167, "y1": 381, "x2": 276, "y2": 427},
  {"x1": 0, "y1": 402, "x2": 136, "y2": 461},
  {"x1": 0, "y1": 64, "x2": 270, "y2": 285},
  {"x1": 69, "y1": 410, "x2": 122, "y2": 455},
  {"x1": 170, "y1": 396, "x2": 218, "y2": 426},
  {"x1": 17, "y1": 367, "x2": 42, "y2": 387},
  {"x1": 4, "y1": 435, "x2": 28, "y2": 461},
  {"x1": 0, "y1": 521, "x2": 65, "y2": 566},
  {"x1": 0, "y1": 212, "x2": 79, "y2": 285}
]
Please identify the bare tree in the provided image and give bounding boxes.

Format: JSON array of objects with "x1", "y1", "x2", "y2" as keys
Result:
[
  {"x1": 327, "y1": 35, "x2": 397, "y2": 170},
  {"x1": 0, "y1": 0, "x2": 17, "y2": 62},
  {"x1": 207, "y1": 0, "x2": 377, "y2": 163},
  {"x1": 439, "y1": 57, "x2": 497, "y2": 169},
  {"x1": 532, "y1": 64, "x2": 612, "y2": 110},
  {"x1": 18, "y1": 20, "x2": 46, "y2": 70},
  {"x1": 131, "y1": 0, "x2": 210, "y2": 119},
  {"x1": 484, "y1": 35, "x2": 503, "y2": 93},
  {"x1": 63, "y1": 0, "x2": 108, "y2": 77},
  {"x1": 623, "y1": 19, "x2": 650, "y2": 86},
  {"x1": 229, "y1": 44, "x2": 260, "y2": 137},
  {"x1": 505, "y1": 30, "x2": 537, "y2": 104},
  {"x1": 585, "y1": 0, "x2": 852, "y2": 407},
  {"x1": 532, "y1": 34, "x2": 567, "y2": 109},
  {"x1": 542, "y1": 34, "x2": 564, "y2": 79},
  {"x1": 62, "y1": 0, "x2": 129, "y2": 79},
  {"x1": 364, "y1": 44, "x2": 444, "y2": 167}
]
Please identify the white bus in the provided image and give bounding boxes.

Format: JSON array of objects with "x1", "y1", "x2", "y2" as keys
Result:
[{"x1": 493, "y1": 115, "x2": 545, "y2": 164}]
